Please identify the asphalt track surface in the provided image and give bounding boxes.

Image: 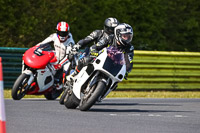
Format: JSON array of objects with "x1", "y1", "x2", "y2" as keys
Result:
[{"x1": 5, "y1": 98, "x2": 200, "y2": 133}]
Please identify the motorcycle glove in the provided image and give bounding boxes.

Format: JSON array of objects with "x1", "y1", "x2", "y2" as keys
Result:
[
  {"x1": 90, "y1": 49, "x2": 100, "y2": 57},
  {"x1": 72, "y1": 43, "x2": 81, "y2": 51},
  {"x1": 53, "y1": 64, "x2": 61, "y2": 70},
  {"x1": 34, "y1": 48, "x2": 43, "y2": 56},
  {"x1": 124, "y1": 72, "x2": 128, "y2": 80}
]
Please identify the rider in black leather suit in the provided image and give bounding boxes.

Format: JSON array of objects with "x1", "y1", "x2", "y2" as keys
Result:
[{"x1": 67, "y1": 21, "x2": 134, "y2": 81}]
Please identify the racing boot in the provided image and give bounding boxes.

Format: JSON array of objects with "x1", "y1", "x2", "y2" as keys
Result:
[
  {"x1": 55, "y1": 83, "x2": 63, "y2": 90},
  {"x1": 54, "y1": 78, "x2": 63, "y2": 90}
]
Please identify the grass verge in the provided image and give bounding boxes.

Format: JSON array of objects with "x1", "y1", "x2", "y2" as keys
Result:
[
  {"x1": 107, "y1": 91, "x2": 200, "y2": 98},
  {"x1": 4, "y1": 89, "x2": 200, "y2": 99}
]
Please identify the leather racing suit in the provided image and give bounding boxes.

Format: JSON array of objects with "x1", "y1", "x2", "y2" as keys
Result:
[
  {"x1": 75, "y1": 34, "x2": 134, "y2": 77},
  {"x1": 37, "y1": 33, "x2": 75, "y2": 68},
  {"x1": 77, "y1": 30, "x2": 110, "y2": 48},
  {"x1": 37, "y1": 33, "x2": 75, "y2": 86}
]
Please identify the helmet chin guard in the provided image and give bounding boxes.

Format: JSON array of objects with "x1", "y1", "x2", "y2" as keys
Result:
[{"x1": 58, "y1": 36, "x2": 67, "y2": 42}]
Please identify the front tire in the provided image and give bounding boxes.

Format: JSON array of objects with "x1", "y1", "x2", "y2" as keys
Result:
[
  {"x1": 64, "y1": 90, "x2": 80, "y2": 109},
  {"x1": 79, "y1": 81, "x2": 105, "y2": 111},
  {"x1": 59, "y1": 87, "x2": 69, "y2": 105},
  {"x1": 12, "y1": 73, "x2": 30, "y2": 100}
]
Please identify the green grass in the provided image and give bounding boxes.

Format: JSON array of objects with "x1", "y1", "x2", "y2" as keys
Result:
[
  {"x1": 3, "y1": 89, "x2": 200, "y2": 99},
  {"x1": 107, "y1": 91, "x2": 200, "y2": 98}
]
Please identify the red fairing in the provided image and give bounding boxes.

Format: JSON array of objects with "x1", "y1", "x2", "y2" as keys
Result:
[
  {"x1": 23, "y1": 46, "x2": 55, "y2": 69},
  {"x1": 26, "y1": 82, "x2": 52, "y2": 95}
]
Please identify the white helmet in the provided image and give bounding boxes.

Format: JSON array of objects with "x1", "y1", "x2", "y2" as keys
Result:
[{"x1": 114, "y1": 23, "x2": 133, "y2": 46}]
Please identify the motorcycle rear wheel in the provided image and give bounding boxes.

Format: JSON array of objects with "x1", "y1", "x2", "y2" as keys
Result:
[
  {"x1": 44, "y1": 89, "x2": 62, "y2": 100},
  {"x1": 79, "y1": 81, "x2": 105, "y2": 111},
  {"x1": 12, "y1": 73, "x2": 30, "y2": 100}
]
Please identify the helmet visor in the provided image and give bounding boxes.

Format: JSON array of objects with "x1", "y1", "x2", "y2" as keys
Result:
[
  {"x1": 57, "y1": 30, "x2": 69, "y2": 37},
  {"x1": 105, "y1": 26, "x2": 115, "y2": 34},
  {"x1": 121, "y1": 33, "x2": 132, "y2": 43}
]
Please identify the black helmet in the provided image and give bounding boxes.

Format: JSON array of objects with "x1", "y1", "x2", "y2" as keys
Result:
[
  {"x1": 104, "y1": 17, "x2": 119, "y2": 34},
  {"x1": 114, "y1": 23, "x2": 133, "y2": 46}
]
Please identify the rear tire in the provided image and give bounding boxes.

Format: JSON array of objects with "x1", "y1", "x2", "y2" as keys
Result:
[
  {"x1": 44, "y1": 89, "x2": 62, "y2": 100},
  {"x1": 12, "y1": 73, "x2": 30, "y2": 100},
  {"x1": 79, "y1": 81, "x2": 105, "y2": 111}
]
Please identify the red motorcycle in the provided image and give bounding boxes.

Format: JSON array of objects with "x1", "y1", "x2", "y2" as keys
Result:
[{"x1": 12, "y1": 44, "x2": 68, "y2": 100}]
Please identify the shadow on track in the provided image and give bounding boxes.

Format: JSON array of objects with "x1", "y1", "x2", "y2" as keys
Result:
[
  {"x1": 89, "y1": 108, "x2": 193, "y2": 113},
  {"x1": 95, "y1": 102, "x2": 181, "y2": 107},
  {"x1": 90, "y1": 102, "x2": 192, "y2": 113}
]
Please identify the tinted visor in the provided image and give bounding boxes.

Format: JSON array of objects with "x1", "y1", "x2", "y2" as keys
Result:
[
  {"x1": 57, "y1": 30, "x2": 69, "y2": 37},
  {"x1": 105, "y1": 26, "x2": 114, "y2": 34},
  {"x1": 121, "y1": 33, "x2": 132, "y2": 43}
]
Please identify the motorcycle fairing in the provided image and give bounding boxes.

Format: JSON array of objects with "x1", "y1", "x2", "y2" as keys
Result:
[
  {"x1": 93, "y1": 47, "x2": 126, "y2": 82},
  {"x1": 37, "y1": 68, "x2": 54, "y2": 92},
  {"x1": 73, "y1": 66, "x2": 90, "y2": 99},
  {"x1": 102, "y1": 57, "x2": 123, "y2": 76},
  {"x1": 72, "y1": 46, "x2": 126, "y2": 99},
  {"x1": 23, "y1": 46, "x2": 55, "y2": 69}
]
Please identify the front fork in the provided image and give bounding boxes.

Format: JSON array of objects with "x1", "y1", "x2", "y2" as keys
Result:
[
  {"x1": 22, "y1": 69, "x2": 34, "y2": 87},
  {"x1": 86, "y1": 72, "x2": 112, "y2": 101},
  {"x1": 88, "y1": 71, "x2": 108, "y2": 88}
]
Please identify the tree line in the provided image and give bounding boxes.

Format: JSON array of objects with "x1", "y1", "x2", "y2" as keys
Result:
[{"x1": 0, "y1": 0, "x2": 199, "y2": 51}]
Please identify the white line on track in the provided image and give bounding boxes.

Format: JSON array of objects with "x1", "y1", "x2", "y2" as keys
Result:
[{"x1": 108, "y1": 113, "x2": 188, "y2": 118}]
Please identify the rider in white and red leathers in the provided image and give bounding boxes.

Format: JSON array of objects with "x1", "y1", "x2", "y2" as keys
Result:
[{"x1": 37, "y1": 21, "x2": 75, "y2": 89}]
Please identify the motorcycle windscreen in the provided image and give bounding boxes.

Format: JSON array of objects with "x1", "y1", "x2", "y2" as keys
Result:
[{"x1": 103, "y1": 46, "x2": 125, "y2": 76}]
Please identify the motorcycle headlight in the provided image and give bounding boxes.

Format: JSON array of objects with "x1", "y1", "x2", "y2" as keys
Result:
[
  {"x1": 118, "y1": 74, "x2": 123, "y2": 80},
  {"x1": 96, "y1": 59, "x2": 100, "y2": 64}
]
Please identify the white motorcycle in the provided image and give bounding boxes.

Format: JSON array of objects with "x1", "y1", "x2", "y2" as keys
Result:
[{"x1": 63, "y1": 46, "x2": 126, "y2": 111}]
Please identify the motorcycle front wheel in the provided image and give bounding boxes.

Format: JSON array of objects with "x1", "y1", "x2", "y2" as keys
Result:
[
  {"x1": 64, "y1": 89, "x2": 80, "y2": 109},
  {"x1": 79, "y1": 81, "x2": 105, "y2": 111},
  {"x1": 59, "y1": 87, "x2": 69, "y2": 104},
  {"x1": 12, "y1": 73, "x2": 30, "y2": 100},
  {"x1": 59, "y1": 81, "x2": 71, "y2": 105}
]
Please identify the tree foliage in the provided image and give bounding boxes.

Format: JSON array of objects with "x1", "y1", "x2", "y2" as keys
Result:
[{"x1": 0, "y1": 0, "x2": 199, "y2": 51}]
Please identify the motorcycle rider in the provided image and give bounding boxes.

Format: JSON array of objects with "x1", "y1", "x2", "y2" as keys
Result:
[
  {"x1": 36, "y1": 21, "x2": 75, "y2": 90},
  {"x1": 73, "y1": 17, "x2": 119, "y2": 51},
  {"x1": 65, "y1": 17, "x2": 119, "y2": 80},
  {"x1": 67, "y1": 23, "x2": 134, "y2": 81}
]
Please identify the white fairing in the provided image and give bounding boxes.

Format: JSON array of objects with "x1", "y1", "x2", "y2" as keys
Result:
[
  {"x1": 73, "y1": 47, "x2": 126, "y2": 99},
  {"x1": 93, "y1": 48, "x2": 126, "y2": 83},
  {"x1": 73, "y1": 67, "x2": 90, "y2": 99},
  {"x1": 36, "y1": 67, "x2": 54, "y2": 92}
]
